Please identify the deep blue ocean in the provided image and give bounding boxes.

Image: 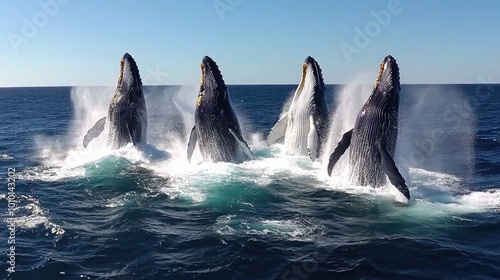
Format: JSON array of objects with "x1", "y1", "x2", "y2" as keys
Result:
[{"x1": 0, "y1": 83, "x2": 499, "y2": 279}]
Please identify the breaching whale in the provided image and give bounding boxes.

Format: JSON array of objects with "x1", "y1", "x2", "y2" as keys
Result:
[
  {"x1": 83, "y1": 53, "x2": 147, "y2": 149},
  {"x1": 267, "y1": 56, "x2": 328, "y2": 161},
  {"x1": 187, "y1": 56, "x2": 253, "y2": 163},
  {"x1": 327, "y1": 55, "x2": 410, "y2": 200}
]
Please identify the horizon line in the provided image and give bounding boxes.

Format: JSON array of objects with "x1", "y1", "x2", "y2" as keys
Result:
[{"x1": 1, "y1": 82, "x2": 499, "y2": 89}]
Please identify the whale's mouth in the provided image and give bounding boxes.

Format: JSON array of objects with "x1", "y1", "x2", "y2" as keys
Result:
[
  {"x1": 295, "y1": 56, "x2": 325, "y2": 99},
  {"x1": 369, "y1": 55, "x2": 400, "y2": 105},
  {"x1": 197, "y1": 63, "x2": 206, "y2": 107},
  {"x1": 117, "y1": 53, "x2": 142, "y2": 96},
  {"x1": 197, "y1": 56, "x2": 227, "y2": 107},
  {"x1": 373, "y1": 55, "x2": 400, "y2": 95}
]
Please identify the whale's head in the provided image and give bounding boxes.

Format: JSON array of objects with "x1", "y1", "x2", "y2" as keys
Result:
[
  {"x1": 197, "y1": 56, "x2": 228, "y2": 111},
  {"x1": 106, "y1": 53, "x2": 147, "y2": 148},
  {"x1": 293, "y1": 56, "x2": 326, "y2": 104},
  {"x1": 115, "y1": 53, "x2": 144, "y2": 103},
  {"x1": 368, "y1": 55, "x2": 401, "y2": 110}
]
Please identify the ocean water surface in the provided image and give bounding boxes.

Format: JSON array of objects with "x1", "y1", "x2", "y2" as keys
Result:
[{"x1": 0, "y1": 83, "x2": 499, "y2": 279}]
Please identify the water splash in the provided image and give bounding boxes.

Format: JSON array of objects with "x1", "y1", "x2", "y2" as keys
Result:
[
  {"x1": 397, "y1": 84, "x2": 476, "y2": 179},
  {"x1": 278, "y1": 88, "x2": 297, "y2": 119},
  {"x1": 146, "y1": 85, "x2": 198, "y2": 151},
  {"x1": 70, "y1": 86, "x2": 114, "y2": 148},
  {"x1": 26, "y1": 87, "x2": 114, "y2": 180},
  {"x1": 322, "y1": 75, "x2": 373, "y2": 171}
]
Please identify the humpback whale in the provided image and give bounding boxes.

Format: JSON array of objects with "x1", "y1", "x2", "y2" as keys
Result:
[
  {"x1": 83, "y1": 53, "x2": 147, "y2": 149},
  {"x1": 187, "y1": 56, "x2": 253, "y2": 163},
  {"x1": 267, "y1": 56, "x2": 328, "y2": 161},
  {"x1": 327, "y1": 55, "x2": 410, "y2": 200}
]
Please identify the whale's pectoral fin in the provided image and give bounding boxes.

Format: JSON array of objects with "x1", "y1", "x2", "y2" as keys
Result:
[
  {"x1": 187, "y1": 126, "x2": 197, "y2": 163},
  {"x1": 377, "y1": 142, "x2": 410, "y2": 200},
  {"x1": 327, "y1": 129, "x2": 353, "y2": 176},
  {"x1": 307, "y1": 115, "x2": 319, "y2": 161},
  {"x1": 229, "y1": 128, "x2": 254, "y2": 160},
  {"x1": 267, "y1": 113, "x2": 288, "y2": 146},
  {"x1": 83, "y1": 117, "x2": 106, "y2": 148}
]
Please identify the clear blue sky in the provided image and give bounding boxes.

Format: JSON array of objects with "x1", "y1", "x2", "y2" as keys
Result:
[{"x1": 1, "y1": 0, "x2": 499, "y2": 86}]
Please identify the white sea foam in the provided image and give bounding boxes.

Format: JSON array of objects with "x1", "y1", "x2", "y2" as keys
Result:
[
  {"x1": 2, "y1": 195, "x2": 65, "y2": 236},
  {"x1": 212, "y1": 214, "x2": 325, "y2": 241},
  {"x1": 104, "y1": 191, "x2": 137, "y2": 208},
  {"x1": 0, "y1": 154, "x2": 13, "y2": 160},
  {"x1": 455, "y1": 189, "x2": 500, "y2": 211}
]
